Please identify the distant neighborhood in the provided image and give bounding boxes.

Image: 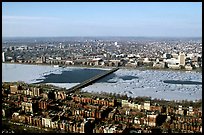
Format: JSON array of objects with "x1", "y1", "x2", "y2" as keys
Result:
[{"x1": 2, "y1": 38, "x2": 202, "y2": 71}]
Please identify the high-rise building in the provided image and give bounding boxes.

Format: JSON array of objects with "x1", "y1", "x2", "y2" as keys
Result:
[
  {"x1": 144, "y1": 101, "x2": 151, "y2": 111},
  {"x1": 41, "y1": 56, "x2": 46, "y2": 63},
  {"x1": 2, "y1": 52, "x2": 5, "y2": 62},
  {"x1": 179, "y1": 52, "x2": 185, "y2": 66},
  {"x1": 9, "y1": 46, "x2": 15, "y2": 51}
]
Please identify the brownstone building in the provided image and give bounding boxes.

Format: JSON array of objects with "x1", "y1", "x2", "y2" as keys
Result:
[{"x1": 10, "y1": 85, "x2": 18, "y2": 94}]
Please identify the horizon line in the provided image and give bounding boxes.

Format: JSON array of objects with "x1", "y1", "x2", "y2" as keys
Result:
[{"x1": 3, "y1": 36, "x2": 202, "y2": 38}]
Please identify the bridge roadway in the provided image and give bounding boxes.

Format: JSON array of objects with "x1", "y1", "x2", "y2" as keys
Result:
[{"x1": 66, "y1": 67, "x2": 119, "y2": 94}]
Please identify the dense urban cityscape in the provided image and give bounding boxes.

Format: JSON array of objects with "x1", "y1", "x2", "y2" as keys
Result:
[
  {"x1": 2, "y1": 37, "x2": 202, "y2": 71},
  {"x1": 2, "y1": 37, "x2": 202, "y2": 133},
  {"x1": 2, "y1": 2, "x2": 202, "y2": 134},
  {"x1": 2, "y1": 81, "x2": 202, "y2": 133}
]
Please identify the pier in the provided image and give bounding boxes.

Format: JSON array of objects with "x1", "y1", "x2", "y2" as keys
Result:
[{"x1": 66, "y1": 68, "x2": 119, "y2": 94}]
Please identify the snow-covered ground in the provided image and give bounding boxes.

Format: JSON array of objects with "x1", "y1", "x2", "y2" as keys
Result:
[{"x1": 2, "y1": 63, "x2": 202, "y2": 101}]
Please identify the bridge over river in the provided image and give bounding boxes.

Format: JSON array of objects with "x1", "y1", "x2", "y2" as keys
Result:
[{"x1": 65, "y1": 67, "x2": 119, "y2": 94}]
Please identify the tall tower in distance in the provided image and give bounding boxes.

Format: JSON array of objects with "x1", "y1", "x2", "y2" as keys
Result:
[
  {"x1": 2, "y1": 52, "x2": 5, "y2": 62},
  {"x1": 41, "y1": 56, "x2": 46, "y2": 63},
  {"x1": 179, "y1": 52, "x2": 185, "y2": 66}
]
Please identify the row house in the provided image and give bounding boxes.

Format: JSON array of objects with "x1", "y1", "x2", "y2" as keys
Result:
[
  {"x1": 72, "y1": 108, "x2": 87, "y2": 118},
  {"x1": 41, "y1": 92, "x2": 48, "y2": 99},
  {"x1": 93, "y1": 99, "x2": 109, "y2": 106},
  {"x1": 66, "y1": 100, "x2": 83, "y2": 109},
  {"x1": 42, "y1": 116, "x2": 53, "y2": 128},
  {"x1": 144, "y1": 114, "x2": 158, "y2": 127},
  {"x1": 150, "y1": 105, "x2": 162, "y2": 113},
  {"x1": 12, "y1": 113, "x2": 32, "y2": 125},
  {"x1": 84, "y1": 110, "x2": 94, "y2": 118},
  {"x1": 144, "y1": 101, "x2": 151, "y2": 111},
  {"x1": 108, "y1": 111, "x2": 115, "y2": 119},
  {"x1": 12, "y1": 112, "x2": 34, "y2": 126},
  {"x1": 123, "y1": 116, "x2": 134, "y2": 124},
  {"x1": 74, "y1": 121, "x2": 85, "y2": 133},
  {"x1": 192, "y1": 109, "x2": 202, "y2": 117},
  {"x1": 175, "y1": 116, "x2": 202, "y2": 125},
  {"x1": 21, "y1": 89, "x2": 33, "y2": 96},
  {"x1": 170, "y1": 119, "x2": 202, "y2": 133},
  {"x1": 125, "y1": 109, "x2": 145, "y2": 118},
  {"x1": 25, "y1": 115, "x2": 32, "y2": 125},
  {"x1": 187, "y1": 107, "x2": 194, "y2": 116},
  {"x1": 19, "y1": 87, "x2": 42, "y2": 97},
  {"x1": 72, "y1": 96, "x2": 81, "y2": 103},
  {"x1": 114, "y1": 114, "x2": 124, "y2": 122},
  {"x1": 31, "y1": 87, "x2": 42, "y2": 97},
  {"x1": 38, "y1": 99, "x2": 53, "y2": 110},
  {"x1": 51, "y1": 120, "x2": 58, "y2": 129},
  {"x1": 72, "y1": 108, "x2": 97, "y2": 118},
  {"x1": 75, "y1": 103, "x2": 83, "y2": 108},
  {"x1": 82, "y1": 97, "x2": 94, "y2": 104},
  {"x1": 83, "y1": 104, "x2": 100, "y2": 110},
  {"x1": 54, "y1": 91, "x2": 66, "y2": 100},
  {"x1": 72, "y1": 96, "x2": 117, "y2": 107},
  {"x1": 166, "y1": 106, "x2": 176, "y2": 115},
  {"x1": 32, "y1": 116, "x2": 42, "y2": 127},
  {"x1": 58, "y1": 120, "x2": 67, "y2": 131},
  {"x1": 65, "y1": 121, "x2": 86, "y2": 133},
  {"x1": 94, "y1": 125, "x2": 104, "y2": 133},
  {"x1": 10, "y1": 85, "x2": 18, "y2": 94},
  {"x1": 72, "y1": 107, "x2": 107, "y2": 119},
  {"x1": 21, "y1": 102, "x2": 33, "y2": 113},
  {"x1": 121, "y1": 100, "x2": 143, "y2": 110}
]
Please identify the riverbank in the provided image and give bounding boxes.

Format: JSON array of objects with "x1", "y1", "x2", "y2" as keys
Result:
[{"x1": 3, "y1": 61, "x2": 202, "y2": 73}]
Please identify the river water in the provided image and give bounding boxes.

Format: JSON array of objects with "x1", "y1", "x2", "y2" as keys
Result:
[{"x1": 2, "y1": 63, "x2": 202, "y2": 101}]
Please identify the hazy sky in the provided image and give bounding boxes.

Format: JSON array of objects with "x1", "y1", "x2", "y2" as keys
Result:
[{"x1": 2, "y1": 2, "x2": 202, "y2": 37}]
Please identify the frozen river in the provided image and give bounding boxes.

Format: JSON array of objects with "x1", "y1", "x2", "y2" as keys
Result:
[{"x1": 2, "y1": 63, "x2": 202, "y2": 101}]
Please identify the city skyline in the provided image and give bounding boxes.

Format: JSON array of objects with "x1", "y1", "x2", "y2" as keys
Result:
[{"x1": 2, "y1": 2, "x2": 202, "y2": 37}]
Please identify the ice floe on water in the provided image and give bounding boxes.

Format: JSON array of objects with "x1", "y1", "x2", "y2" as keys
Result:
[
  {"x1": 82, "y1": 69, "x2": 202, "y2": 101},
  {"x1": 2, "y1": 63, "x2": 202, "y2": 101},
  {"x1": 2, "y1": 63, "x2": 107, "y2": 89},
  {"x1": 3, "y1": 63, "x2": 78, "y2": 84},
  {"x1": 3, "y1": 63, "x2": 54, "y2": 83}
]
